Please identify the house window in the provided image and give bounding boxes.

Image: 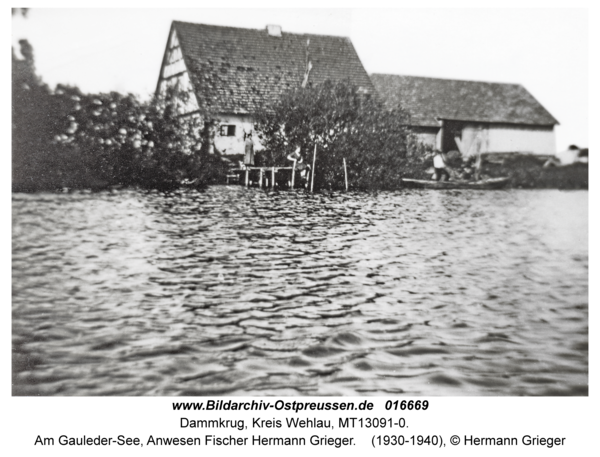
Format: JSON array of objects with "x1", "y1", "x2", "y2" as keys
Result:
[{"x1": 220, "y1": 125, "x2": 236, "y2": 136}]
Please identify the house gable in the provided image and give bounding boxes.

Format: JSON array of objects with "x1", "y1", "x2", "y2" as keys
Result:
[
  {"x1": 156, "y1": 28, "x2": 199, "y2": 114},
  {"x1": 160, "y1": 21, "x2": 375, "y2": 116}
]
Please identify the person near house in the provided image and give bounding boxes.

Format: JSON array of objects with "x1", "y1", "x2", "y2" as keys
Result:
[
  {"x1": 473, "y1": 153, "x2": 482, "y2": 181},
  {"x1": 287, "y1": 146, "x2": 311, "y2": 186},
  {"x1": 458, "y1": 154, "x2": 480, "y2": 181},
  {"x1": 432, "y1": 150, "x2": 450, "y2": 181},
  {"x1": 287, "y1": 146, "x2": 303, "y2": 164},
  {"x1": 457, "y1": 157, "x2": 473, "y2": 181},
  {"x1": 543, "y1": 145, "x2": 588, "y2": 167},
  {"x1": 198, "y1": 121, "x2": 230, "y2": 186},
  {"x1": 244, "y1": 131, "x2": 255, "y2": 167},
  {"x1": 202, "y1": 120, "x2": 218, "y2": 155}
]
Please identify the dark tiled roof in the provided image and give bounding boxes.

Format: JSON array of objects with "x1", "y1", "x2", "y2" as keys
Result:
[
  {"x1": 173, "y1": 21, "x2": 375, "y2": 114},
  {"x1": 370, "y1": 74, "x2": 558, "y2": 127}
]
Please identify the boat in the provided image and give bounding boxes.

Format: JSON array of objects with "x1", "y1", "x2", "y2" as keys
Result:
[{"x1": 402, "y1": 177, "x2": 510, "y2": 190}]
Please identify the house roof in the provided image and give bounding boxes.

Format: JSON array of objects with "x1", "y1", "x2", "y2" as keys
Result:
[
  {"x1": 170, "y1": 21, "x2": 375, "y2": 115},
  {"x1": 370, "y1": 74, "x2": 558, "y2": 127}
]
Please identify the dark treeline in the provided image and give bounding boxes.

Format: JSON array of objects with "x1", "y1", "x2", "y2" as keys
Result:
[
  {"x1": 12, "y1": 40, "x2": 225, "y2": 192},
  {"x1": 12, "y1": 40, "x2": 430, "y2": 192}
]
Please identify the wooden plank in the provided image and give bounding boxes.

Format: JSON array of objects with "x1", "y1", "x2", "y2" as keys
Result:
[
  {"x1": 343, "y1": 157, "x2": 348, "y2": 191},
  {"x1": 232, "y1": 167, "x2": 293, "y2": 172}
]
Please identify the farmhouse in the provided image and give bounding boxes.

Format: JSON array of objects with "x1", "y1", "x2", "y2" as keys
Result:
[
  {"x1": 156, "y1": 21, "x2": 375, "y2": 156},
  {"x1": 370, "y1": 74, "x2": 559, "y2": 155}
]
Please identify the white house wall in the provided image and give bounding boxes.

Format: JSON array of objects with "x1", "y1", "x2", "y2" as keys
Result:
[
  {"x1": 409, "y1": 127, "x2": 438, "y2": 150},
  {"x1": 213, "y1": 115, "x2": 262, "y2": 156},
  {"x1": 460, "y1": 124, "x2": 489, "y2": 155},
  {"x1": 487, "y1": 124, "x2": 556, "y2": 154},
  {"x1": 414, "y1": 124, "x2": 556, "y2": 155},
  {"x1": 413, "y1": 131, "x2": 437, "y2": 149}
]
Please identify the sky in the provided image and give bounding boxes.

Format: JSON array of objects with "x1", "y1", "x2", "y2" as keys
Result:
[{"x1": 11, "y1": 7, "x2": 589, "y2": 151}]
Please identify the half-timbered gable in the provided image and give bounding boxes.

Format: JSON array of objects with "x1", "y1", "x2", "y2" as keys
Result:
[{"x1": 156, "y1": 21, "x2": 374, "y2": 155}]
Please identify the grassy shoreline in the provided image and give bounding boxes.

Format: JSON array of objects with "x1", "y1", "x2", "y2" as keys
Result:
[
  {"x1": 13, "y1": 153, "x2": 588, "y2": 193},
  {"x1": 481, "y1": 154, "x2": 588, "y2": 190}
]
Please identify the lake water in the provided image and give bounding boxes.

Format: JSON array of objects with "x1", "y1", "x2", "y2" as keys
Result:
[{"x1": 12, "y1": 186, "x2": 588, "y2": 396}]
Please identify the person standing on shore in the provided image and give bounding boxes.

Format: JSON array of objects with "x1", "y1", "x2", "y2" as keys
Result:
[
  {"x1": 287, "y1": 146, "x2": 302, "y2": 164},
  {"x1": 287, "y1": 146, "x2": 311, "y2": 187},
  {"x1": 244, "y1": 131, "x2": 255, "y2": 167},
  {"x1": 432, "y1": 149, "x2": 450, "y2": 181}
]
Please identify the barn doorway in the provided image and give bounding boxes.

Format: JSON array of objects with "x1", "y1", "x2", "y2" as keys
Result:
[{"x1": 440, "y1": 120, "x2": 465, "y2": 153}]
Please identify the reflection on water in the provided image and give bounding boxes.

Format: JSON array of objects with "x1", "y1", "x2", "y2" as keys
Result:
[{"x1": 12, "y1": 187, "x2": 588, "y2": 396}]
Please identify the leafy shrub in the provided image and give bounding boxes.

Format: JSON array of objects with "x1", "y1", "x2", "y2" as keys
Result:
[
  {"x1": 482, "y1": 154, "x2": 588, "y2": 189},
  {"x1": 253, "y1": 80, "x2": 427, "y2": 191},
  {"x1": 12, "y1": 40, "x2": 215, "y2": 192},
  {"x1": 54, "y1": 86, "x2": 206, "y2": 189}
]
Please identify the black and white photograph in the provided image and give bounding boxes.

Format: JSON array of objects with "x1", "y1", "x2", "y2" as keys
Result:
[{"x1": 11, "y1": 7, "x2": 588, "y2": 398}]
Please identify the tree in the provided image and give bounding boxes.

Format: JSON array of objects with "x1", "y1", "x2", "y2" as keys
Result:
[
  {"x1": 253, "y1": 80, "x2": 426, "y2": 191},
  {"x1": 11, "y1": 39, "x2": 91, "y2": 191},
  {"x1": 57, "y1": 86, "x2": 205, "y2": 189},
  {"x1": 12, "y1": 39, "x2": 212, "y2": 191}
]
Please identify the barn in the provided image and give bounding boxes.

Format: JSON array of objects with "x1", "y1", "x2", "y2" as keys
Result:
[
  {"x1": 370, "y1": 74, "x2": 559, "y2": 156},
  {"x1": 156, "y1": 21, "x2": 375, "y2": 155}
]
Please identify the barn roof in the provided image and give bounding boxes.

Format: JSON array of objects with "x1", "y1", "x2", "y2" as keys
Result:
[
  {"x1": 170, "y1": 21, "x2": 375, "y2": 114},
  {"x1": 370, "y1": 74, "x2": 558, "y2": 127}
]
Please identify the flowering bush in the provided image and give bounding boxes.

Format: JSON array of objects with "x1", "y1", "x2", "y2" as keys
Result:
[{"x1": 253, "y1": 80, "x2": 427, "y2": 191}]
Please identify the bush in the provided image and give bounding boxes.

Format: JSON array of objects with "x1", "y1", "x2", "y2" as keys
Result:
[
  {"x1": 56, "y1": 86, "x2": 206, "y2": 190},
  {"x1": 253, "y1": 80, "x2": 427, "y2": 191},
  {"x1": 12, "y1": 40, "x2": 218, "y2": 192},
  {"x1": 482, "y1": 154, "x2": 588, "y2": 189}
]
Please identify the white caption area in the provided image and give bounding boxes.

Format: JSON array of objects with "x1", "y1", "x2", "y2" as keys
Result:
[{"x1": 8, "y1": 397, "x2": 594, "y2": 456}]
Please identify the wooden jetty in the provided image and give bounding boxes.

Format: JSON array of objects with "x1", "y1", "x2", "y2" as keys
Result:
[{"x1": 230, "y1": 166, "x2": 301, "y2": 189}]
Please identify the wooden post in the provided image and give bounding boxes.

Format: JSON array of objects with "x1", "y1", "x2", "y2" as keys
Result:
[
  {"x1": 271, "y1": 167, "x2": 275, "y2": 188},
  {"x1": 310, "y1": 144, "x2": 316, "y2": 192},
  {"x1": 343, "y1": 157, "x2": 348, "y2": 191},
  {"x1": 259, "y1": 169, "x2": 263, "y2": 188},
  {"x1": 291, "y1": 160, "x2": 296, "y2": 189},
  {"x1": 245, "y1": 168, "x2": 249, "y2": 187}
]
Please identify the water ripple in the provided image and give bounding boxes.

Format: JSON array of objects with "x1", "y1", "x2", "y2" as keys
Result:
[{"x1": 12, "y1": 187, "x2": 588, "y2": 396}]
